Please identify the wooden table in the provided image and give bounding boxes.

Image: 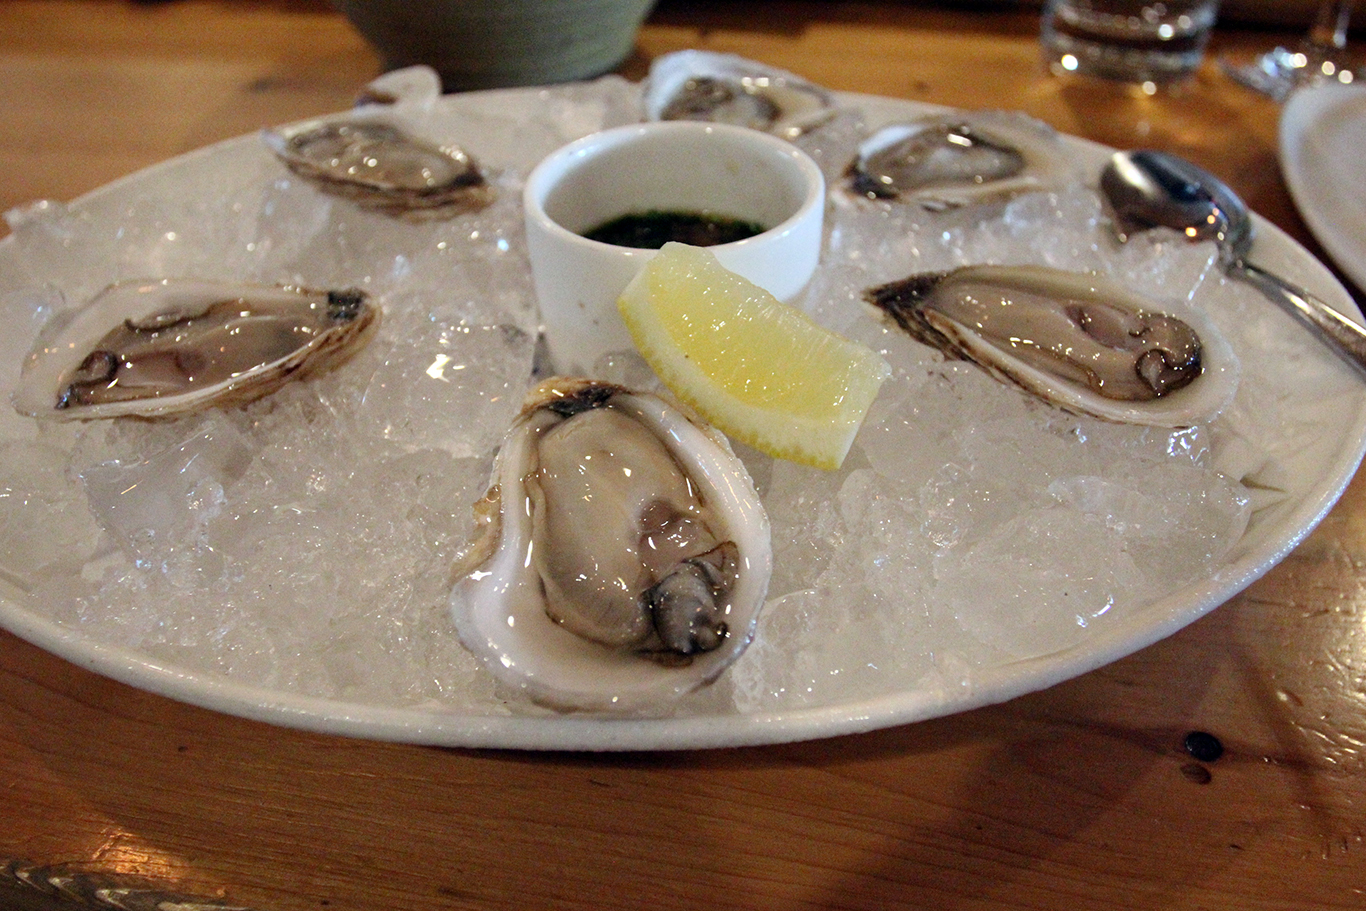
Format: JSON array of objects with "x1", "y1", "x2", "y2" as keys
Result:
[{"x1": 3, "y1": 3, "x2": 1365, "y2": 909}]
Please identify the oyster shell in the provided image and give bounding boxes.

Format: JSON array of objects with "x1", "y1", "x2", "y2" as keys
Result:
[
  {"x1": 865, "y1": 264, "x2": 1238, "y2": 427},
  {"x1": 263, "y1": 114, "x2": 493, "y2": 219},
  {"x1": 352, "y1": 65, "x2": 442, "y2": 110},
  {"x1": 844, "y1": 112, "x2": 1080, "y2": 210},
  {"x1": 12, "y1": 279, "x2": 378, "y2": 421},
  {"x1": 642, "y1": 50, "x2": 837, "y2": 140},
  {"x1": 449, "y1": 377, "x2": 773, "y2": 712}
]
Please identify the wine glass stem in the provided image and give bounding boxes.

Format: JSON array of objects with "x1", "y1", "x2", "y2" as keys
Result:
[{"x1": 1307, "y1": 0, "x2": 1355, "y2": 51}]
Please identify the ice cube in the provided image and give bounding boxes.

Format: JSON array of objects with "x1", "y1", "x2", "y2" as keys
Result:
[
  {"x1": 80, "y1": 416, "x2": 254, "y2": 562},
  {"x1": 0, "y1": 440, "x2": 102, "y2": 591},
  {"x1": 352, "y1": 318, "x2": 534, "y2": 457},
  {"x1": 934, "y1": 506, "x2": 1147, "y2": 659}
]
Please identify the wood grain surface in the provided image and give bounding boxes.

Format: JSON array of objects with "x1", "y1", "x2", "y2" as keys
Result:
[{"x1": 2, "y1": 3, "x2": 1365, "y2": 909}]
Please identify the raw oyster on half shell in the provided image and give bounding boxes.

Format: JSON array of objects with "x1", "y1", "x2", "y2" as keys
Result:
[
  {"x1": 865, "y1": 264, "x2": 1238, "y2": 427},
  {"x1": 844, "y1": 112, "x2": 1080, "y2": 211},
  {"x1": 12, "y1": 279, "x2": 378, "y2": 421},
  {"x1": 449, "y1": 377, "x2": 773, "y2": 713},
  {"x1": 263, "y1": 114, "x2": 493, "y2": 219},
  {"x1": 642, "y1": 50, "x2": 837, "y2": 140}
]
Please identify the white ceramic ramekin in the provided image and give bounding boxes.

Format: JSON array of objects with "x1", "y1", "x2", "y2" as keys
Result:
[{"x1": 523, "y1": 121, "x2": 826, "y2": 375}]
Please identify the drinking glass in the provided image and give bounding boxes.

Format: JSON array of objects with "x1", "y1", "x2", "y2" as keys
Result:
[
  {"x1": 1223, "y1": 0, "x2": 1359, "y2": 101},
  {"x1": 1040, "y1": 0, "x2": 1222, "y2": 83}
]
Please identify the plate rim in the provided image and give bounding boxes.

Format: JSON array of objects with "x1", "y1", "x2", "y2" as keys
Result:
[{"x1": 1280, "y1": 81, "x2": 1366, "y2": 302}]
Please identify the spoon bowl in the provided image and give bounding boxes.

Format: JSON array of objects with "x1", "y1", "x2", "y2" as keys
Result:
[
  {"x1": 1100, "y1": 149, "x2": 1366, "y2": 380},
  {"x1": 1100, "y1": 149, "x2": 1251, "y2": 255}
]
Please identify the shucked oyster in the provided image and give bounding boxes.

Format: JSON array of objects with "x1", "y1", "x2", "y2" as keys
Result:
[
  {"x1": 263, "y1": 116, "x2": 493, "y2": 219},
  {"x1": 844, "y1": 113, "x2": 1080, "y2": 211},
  {"x1": 865, "y1": 264, "x2": 1238, "y2": 427},
  {"x1": 12, "y1": 279, "x2": 378, "y2": 421},
  {"x1": 642, "y1": 50, "x2": 837, "y2": 140},
  {"x1": 449, "y1": 377, "x2": 773, "y2": 712}
]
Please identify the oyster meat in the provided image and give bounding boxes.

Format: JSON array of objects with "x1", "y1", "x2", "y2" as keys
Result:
[
  {"x1": 12, "y1": 279, "x2": 378, "y2": 421},
  {"x1": 263, "y1": 115, "x2": 493, "y2": 219},
  {"x1": 865, "y1": 264, "x2": 1238, "y2": 427},
  {"x1": 449, "y1": 377, "x2": 773, "y2": 712},
  {"x1": 642, "y1": 50, "x2": 837, "y2": 140},
  {"x1": 844, "y1": 112, "x2": 1080, "y2": 210}
]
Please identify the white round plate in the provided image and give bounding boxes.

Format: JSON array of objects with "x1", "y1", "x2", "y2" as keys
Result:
[
  {"x1": 1, "y1": 82, "x2": 1364, "y2": 751},
  {"x1": 1280, "y1": 81, "x2": 1366, "y2": 295}
]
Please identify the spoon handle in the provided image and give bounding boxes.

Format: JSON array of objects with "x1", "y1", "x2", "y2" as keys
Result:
[{"x1": 1228, "y1": 258, "x2": 1366, "y2": 380}]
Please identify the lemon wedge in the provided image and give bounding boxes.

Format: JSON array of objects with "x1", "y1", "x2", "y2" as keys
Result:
[{"x1": 617, "y1": 243, "x2": 890, "y2": 470}]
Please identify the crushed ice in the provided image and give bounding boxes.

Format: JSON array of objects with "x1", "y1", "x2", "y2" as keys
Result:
[{"x1": 0, "y1": 76, "x2": 1357, "y2": 718}]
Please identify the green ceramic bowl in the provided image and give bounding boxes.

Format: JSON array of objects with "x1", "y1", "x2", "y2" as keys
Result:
[{"x1": 332, "y1": 0, "x2": 658, "y2": 91}]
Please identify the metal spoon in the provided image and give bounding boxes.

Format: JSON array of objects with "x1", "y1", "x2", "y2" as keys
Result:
[{"x1": 1099, "y1": 148, "x2": 1366, "y2": 380}]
